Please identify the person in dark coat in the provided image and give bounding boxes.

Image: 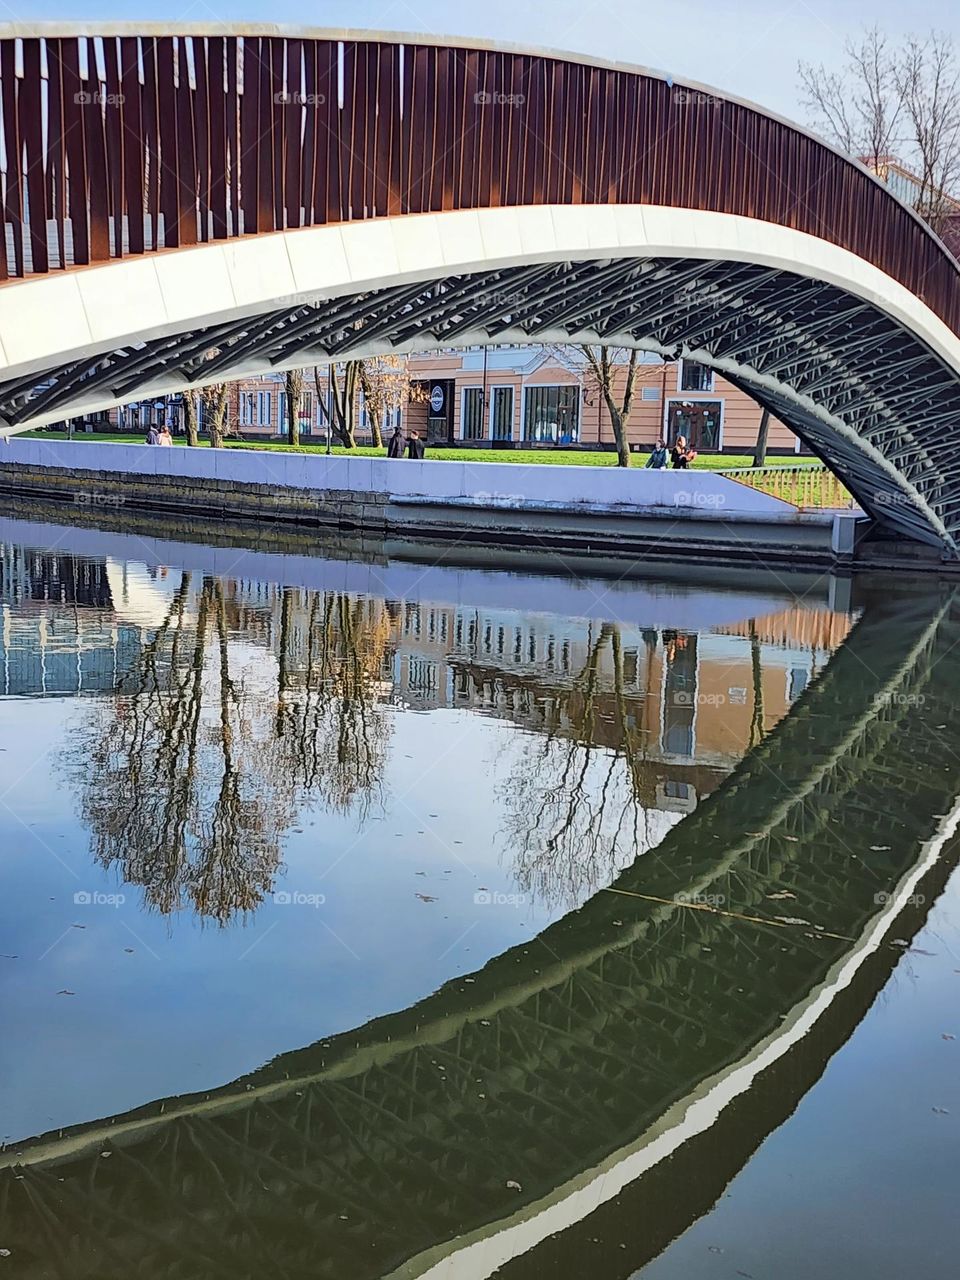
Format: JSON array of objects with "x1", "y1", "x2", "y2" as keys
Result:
[
  {"x1": 406, "y1": 432, "x2": 425, "y2": 460},
  {"x1": 145, "y1": 424, "x2": 160, "y2": 445},
  {"x1": 387, "y1": 425, "x2": 405, "y2": 458},
  {"x1": 645, "y1": 438, "x2": 669, "y2": 469}
]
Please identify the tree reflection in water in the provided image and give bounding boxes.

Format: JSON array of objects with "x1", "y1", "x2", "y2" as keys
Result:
[
  {"x1": 68, "y1": 572, "x2": 780, "y2": 924},
  {"x1": 274, "y1": 587, "x2": 393, "y2": 818},
  {"x1": 70, "y1": 576, "x2": 395, "y2": 924},
  {"x1": 501, "y1": 621, "x2": 666, "y2": 910}
]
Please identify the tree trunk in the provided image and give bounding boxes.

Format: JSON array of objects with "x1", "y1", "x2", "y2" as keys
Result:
[
  {"x1": 358, "y1": 366, "x2": 383, "y2": 447},
  {"x1": 753, "y1": 407, "x2": 771, "y2": 467},
  {"x1": 285, "y1": 369, "x2": 304, "y2": 447},
  {"x1": 603, "y1": 395, "x2": 632, "y2": 467},
  {"x1": 208, "y1": 387, "x2": 229, "y2": 449},
  {"x1": 329, "y1": 362, "x2": 358, "y2": 448},
  {"x1": 183, "y1": 394, "x2": 199, "y2": 447}
]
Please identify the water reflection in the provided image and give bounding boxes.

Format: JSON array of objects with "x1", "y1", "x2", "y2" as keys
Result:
[
  {"x1": 0, "y1": 540, "x2": 851, "y2": 921},
  {"x1": 9, "y1": 523, "x2": 955, "y2": 1280}
]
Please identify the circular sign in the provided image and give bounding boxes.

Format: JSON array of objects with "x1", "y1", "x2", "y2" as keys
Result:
[{"x1": 430, "y1": 385, "x2": 445, "y2": 414}]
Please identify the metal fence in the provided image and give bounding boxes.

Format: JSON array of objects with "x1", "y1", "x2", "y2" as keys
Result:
[{"x1": 719, "y1": 464, "x2": 858, "y2": 510}]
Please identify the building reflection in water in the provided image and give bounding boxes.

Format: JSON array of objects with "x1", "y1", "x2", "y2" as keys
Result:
[{"x1": 1, "y1": 539, "x2": 854, "y2": 921}]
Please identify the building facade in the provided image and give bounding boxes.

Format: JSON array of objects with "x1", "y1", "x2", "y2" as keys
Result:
[{"x1": 92, "y1": 346, "x2": 801, "y2": 456}]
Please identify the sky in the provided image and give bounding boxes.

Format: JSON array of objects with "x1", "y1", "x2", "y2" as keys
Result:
[{"x1": 10, "y1": 0, "x2": 960, "y2": 125}]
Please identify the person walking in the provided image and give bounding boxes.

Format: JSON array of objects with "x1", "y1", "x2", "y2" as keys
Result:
[
  {"x1": 387, "y1": 424, "x2": 405, "y2": 458},
  {"x1": 645, "y1": 438, "x2": 669, "y2": 469},
  {"x1": 145, "y1": 424, "x2": 160, "y2": 445},
  {"x1": 406, "y1": 432, "x2": 425, "y2": 460},
  {"x1": 158, "y1": 425, "x2": 173, "y2": 446}
]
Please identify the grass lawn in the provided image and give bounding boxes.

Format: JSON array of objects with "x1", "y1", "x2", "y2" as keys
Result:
[{"x1": 19, "y1": 430, "x2": 820, "y2": 472}]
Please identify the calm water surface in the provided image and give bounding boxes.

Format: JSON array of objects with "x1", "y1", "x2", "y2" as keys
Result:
[{"x1": 0, "y1": 515, "x2": 957, "y2": 1279}]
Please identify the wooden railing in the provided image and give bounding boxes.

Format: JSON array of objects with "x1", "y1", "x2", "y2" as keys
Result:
[
  {"x1": 719, "y1": 464, "x2": 858, "y2": 510},
  {"x1": 0, "y1": 25, "x2": 957, "y2": 340}
]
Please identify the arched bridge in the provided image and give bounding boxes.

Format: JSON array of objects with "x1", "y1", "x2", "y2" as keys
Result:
[
  {"x1": 1, "y1": 27, "x2": 960, "y2": 550},
  {"x1": 3, "y1": 584, "x2": 960, "y2": 1278}
]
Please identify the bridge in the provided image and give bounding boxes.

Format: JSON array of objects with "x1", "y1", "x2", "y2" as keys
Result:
[
  {"x1": 0, "y1": 27, "x2": 958, "y2": 550},
  {"x1": 2, "y1": 581, "x2": 959, "y2": 1278}
]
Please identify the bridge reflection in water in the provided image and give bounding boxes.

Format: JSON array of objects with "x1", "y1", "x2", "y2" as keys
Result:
[{"x1": 0, "y1": 534, "x2": 958, "y2": 1279}]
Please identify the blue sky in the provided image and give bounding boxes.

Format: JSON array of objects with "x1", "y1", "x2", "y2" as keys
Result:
[{"x1": 10, "y1": 0, "x2": 960, "y2": 122}]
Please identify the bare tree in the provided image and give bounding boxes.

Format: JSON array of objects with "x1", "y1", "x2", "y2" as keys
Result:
[
  {"x1": 799, "y1": 26, "x2": 902, "y2": 164},
  {"x1": 182, "y1": 391, "x2": 199, "y2": 447},
  {"x1": 894, "y1": 33, "x2": 960, "y2": 235},
  {"x1": 799, "y1": 28, "x2": 960, "y2": 236},
  {"x1": 753, "y1": 407, "x2": 771, "y2": 468},
  {"x1": 201, "y1": 383, "x2": 230, "y2": 449},
  {"x1": 325, "y1": 361, "x2": 360, "y2": 448},
  {"x1": 549, "y1": 345, "x2": 663, "y2": 467},
  {"x1": 358, "y1": 354, "x2": 414, "y2": 449},
  {"x1": 284, "y1": 367, "x2": 304, "y2": 447}
]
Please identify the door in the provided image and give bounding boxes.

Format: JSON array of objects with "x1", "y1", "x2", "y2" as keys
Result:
[{"x1": 665, "y1": 400, "x2": 723, "y2": 451}]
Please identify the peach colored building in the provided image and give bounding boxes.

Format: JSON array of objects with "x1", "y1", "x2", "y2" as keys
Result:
[
  {"x1": 402, "y1": 348, "x2": 801, "y2": 454},
  {"x1": 105, "y1": 346, "x2": 802, "y2": 456}
]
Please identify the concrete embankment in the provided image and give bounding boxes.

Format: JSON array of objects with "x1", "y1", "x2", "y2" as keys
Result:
[{"x1": 0, "y1": 437, "x2": 870, "y2": 572}]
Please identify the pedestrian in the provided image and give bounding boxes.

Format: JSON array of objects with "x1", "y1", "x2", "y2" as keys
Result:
[
  {"x1": 387, "y1": 424, "x2": 405, "y2": 458},
  {"x1": 671, "y1": 435, "x2": 692, "y2": 469},
  {"x1": 145, "y1": 424, "x2": 160, "y2": 445},
  {"x1": 645, "y1": 437, "x2": 669, "y2": 469},
  {"x1": 158, "y1": 425, "x2": 173, "y2": 447},
  {"x1": 406, "y1": 431, "x2": 425, "y2": 460}
]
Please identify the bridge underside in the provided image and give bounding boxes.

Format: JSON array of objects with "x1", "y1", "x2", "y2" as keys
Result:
[{"x1": 2, "y1": 254, "x2": 958, "y2": 551}]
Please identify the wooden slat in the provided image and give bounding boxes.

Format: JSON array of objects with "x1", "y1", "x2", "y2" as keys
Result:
[
  {"x1": 104, "y1": 36, "x2": 124, "y2": 255},
  {"x1": 284, "y1": 38, "x2": 301, "y2": 228},
  {"x1": 156, "y1": 37, "x2": 179, "y2": 248},
  {"x1": 208, "y1": 36, "x2": 228, "y2": 238},
  {"x1": 175, "y1": 37, "x2": 198, "y2": 244},
  {"x1": 83, "y1": 38, "x2": 110, "y2": 261},
  {"x1": 141, "y1": 37, "x2": 160, "y2": 251},
  {"x1": 59, "y1": 39, "x2": 87, "y2": 266},
  {"x1": 120, "y1": 36, "x2": 144, "y2": 254},
  {"x1": 193, "y1": 35, "x2": 211, "y2": 242}
]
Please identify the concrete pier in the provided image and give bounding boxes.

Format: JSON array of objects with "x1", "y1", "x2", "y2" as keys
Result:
[{"x1": 0, "y1": 437, "x2": 867, "y2": 571}]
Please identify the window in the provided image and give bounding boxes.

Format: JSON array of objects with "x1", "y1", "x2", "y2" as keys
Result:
[
  {"x1": 679, "y1": 360, "x2": 714, "y2": 393},
  {"x1": 256, "y1": 391, "x2": 271, "y2": 426},
  {"x1": 523, "y1": 385, "x2": 580, "y2": 444},
  {"x1": 239, "y1": 393, "x2": 255, "y2": 426},
  {"x1": 461, "y1": 387, "x2": 485, "y2": 440},
  {"x1": 491, "y1": 385, "x2": 514, "y2": 441}
]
